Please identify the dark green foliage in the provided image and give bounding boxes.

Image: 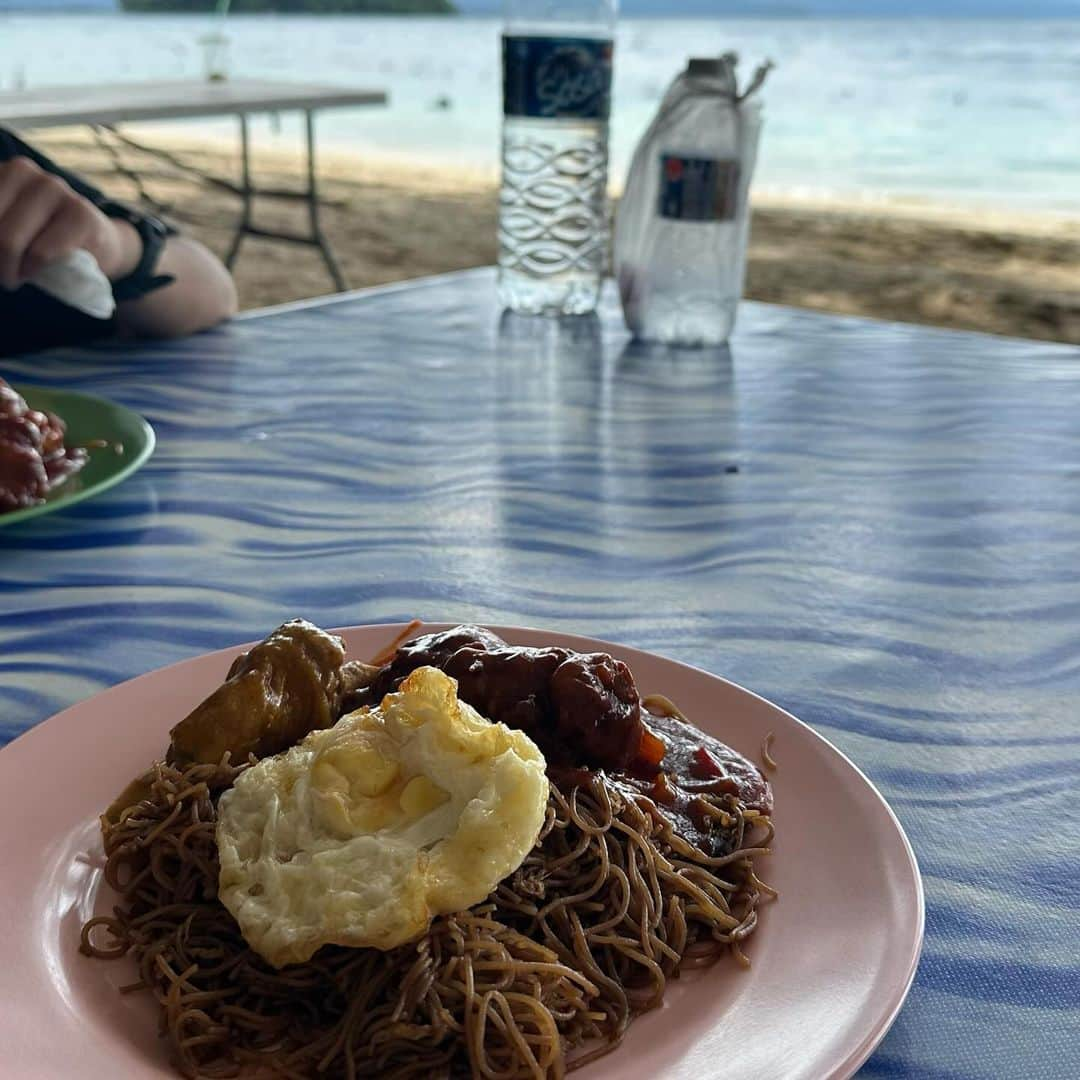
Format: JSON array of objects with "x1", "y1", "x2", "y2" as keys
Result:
[{"x1": 120, "y1": 0, "x2": 455, "y2": 12}]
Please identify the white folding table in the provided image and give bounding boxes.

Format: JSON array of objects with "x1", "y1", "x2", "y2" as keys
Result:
[{"x1": 0, "y1": 79, "x2": 388, "y2": 290}]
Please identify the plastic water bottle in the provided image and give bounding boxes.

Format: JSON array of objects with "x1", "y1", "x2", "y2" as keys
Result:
[
  {"x1": 498, "y1": 0, "x2": 617, "y2": 316},
  {"x1": 615, "y1": 55, "x2": 771, "y2": 347}
]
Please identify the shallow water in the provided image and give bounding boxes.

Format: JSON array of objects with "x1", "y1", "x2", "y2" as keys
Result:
[{"x1": 2, "y1": 14, "x2": 1079, "y2": 209}]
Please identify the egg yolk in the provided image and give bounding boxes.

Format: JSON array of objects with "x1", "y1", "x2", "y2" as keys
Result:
[{"x1": 311, "y1": 735, "x2": 451, "y2": 837}]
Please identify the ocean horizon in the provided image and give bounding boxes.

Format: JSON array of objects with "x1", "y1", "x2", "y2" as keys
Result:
[
  {"x1": 5, "y1": 7, "x2": 1080, "y2": 14},
  {"x1": 3, "y1": 13, "x2": 1079, "y2": 211},
  {"x1": 4, "y1": 0, "x2": 1080, "y2": 14}
]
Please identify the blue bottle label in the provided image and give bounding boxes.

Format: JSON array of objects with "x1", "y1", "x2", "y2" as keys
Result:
[
  {"x1": 658, "y1": 156, "x2": 739, "y2": 221},
  {"x1": 503, "y1": 35, "x2": 614, "y2": 121}
]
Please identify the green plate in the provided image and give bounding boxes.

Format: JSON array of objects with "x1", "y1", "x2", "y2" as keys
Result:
[{"x1": 1, "y1": 386, "x2": 155, "y2": 527}]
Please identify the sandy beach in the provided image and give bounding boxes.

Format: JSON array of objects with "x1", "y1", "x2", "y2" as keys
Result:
[{"x1": 33, "y1": 128, "x2": 1080, "y2": 344}]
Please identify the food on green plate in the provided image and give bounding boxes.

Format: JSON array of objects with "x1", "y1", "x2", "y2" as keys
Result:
[{"x1": 0, "y1": 378, "x2": 87, "y2": 512}]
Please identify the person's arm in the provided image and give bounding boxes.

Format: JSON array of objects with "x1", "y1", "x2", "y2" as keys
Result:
[
  {"x1": 0, "y1": 150, "x2": 236, "y2": 338},
  {"x1": 92, "y1": 208, "x2": 239, "y2": 339}
]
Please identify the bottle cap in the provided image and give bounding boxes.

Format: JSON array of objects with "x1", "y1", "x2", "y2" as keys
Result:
[
  {"x1": 687, "y1": 57, "x2": 723, "y2": 78},
  {"x1": 687, "y1": 55, "x2": 739, "y2": 97}
]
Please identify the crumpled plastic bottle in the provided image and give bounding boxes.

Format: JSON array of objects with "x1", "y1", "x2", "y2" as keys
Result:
[{"x1": 615, "y1": 54, "x2": 772, "y2": 348}]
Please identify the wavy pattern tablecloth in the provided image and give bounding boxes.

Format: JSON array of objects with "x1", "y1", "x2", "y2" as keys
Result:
[{"x1": 2, "y1": 268, "x2": 1078, "y2": 1079}]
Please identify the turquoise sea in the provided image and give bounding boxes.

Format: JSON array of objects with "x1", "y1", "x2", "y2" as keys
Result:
[{"x1": 2, "y1": 14, "x2": 1079, "y2": 209}]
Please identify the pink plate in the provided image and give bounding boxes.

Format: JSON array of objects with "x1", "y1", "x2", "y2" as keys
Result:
[{"x1": 0, "y1": 624, "x2": 923, "y2": 1080}]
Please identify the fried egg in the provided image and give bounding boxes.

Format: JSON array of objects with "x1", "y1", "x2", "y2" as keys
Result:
[{"x1": 216, "y1": 666, "x2": 549, "y2": 968}]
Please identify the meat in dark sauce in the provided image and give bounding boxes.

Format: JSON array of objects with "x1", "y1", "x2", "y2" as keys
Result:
[
  {"x1": 614, "y1": 707, "x2": 773, "y2": 856},
  {"x1": 360, "y1": 626, "x2": 773, "y2": 857},
  {"x1": 357, "y1": 625, "x2": 643, "y2": 770},
  {"x1": 0, "y1": 379, "x2": 87, "y2": 511}
]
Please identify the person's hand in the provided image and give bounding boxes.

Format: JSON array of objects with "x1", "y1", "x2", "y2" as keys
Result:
[{"x1": 0, "y1": 155, "x2": 139, "y2": 291}]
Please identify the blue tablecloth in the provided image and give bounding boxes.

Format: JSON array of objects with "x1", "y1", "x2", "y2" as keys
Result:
[{"x1": 2, "y1": 268, "x2": 1078, "y2": 1078}]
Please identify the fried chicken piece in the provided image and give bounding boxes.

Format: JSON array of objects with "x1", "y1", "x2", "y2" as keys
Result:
[{"x1": 168, "y1": 619, "x2": 360, "y2": 766}]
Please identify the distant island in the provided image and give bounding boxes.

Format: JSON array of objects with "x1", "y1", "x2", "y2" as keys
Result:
[
  {"x1": 119, "y1": 0, "x2": 454, "y2": 10},
  {"x1": 4, "y1": 0, "x2": 1078, "y2": 14}
]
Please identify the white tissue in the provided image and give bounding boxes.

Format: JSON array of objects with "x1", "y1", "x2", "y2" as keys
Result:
[{"x1": 29, "y1": 249, "x2": 115, "y2": 321}]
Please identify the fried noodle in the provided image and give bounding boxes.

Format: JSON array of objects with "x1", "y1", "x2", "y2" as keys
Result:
[{"x1": 82, "y1": 756, "x2": 773, "y2": 1079}]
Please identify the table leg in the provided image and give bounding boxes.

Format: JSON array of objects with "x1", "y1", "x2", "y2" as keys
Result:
[
  {"x1": 225, "y1": 112, "x2": 253, "y2": 270},
  {"x1": 305, "y1": 109, "x2": 346, "y2": 293}
]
